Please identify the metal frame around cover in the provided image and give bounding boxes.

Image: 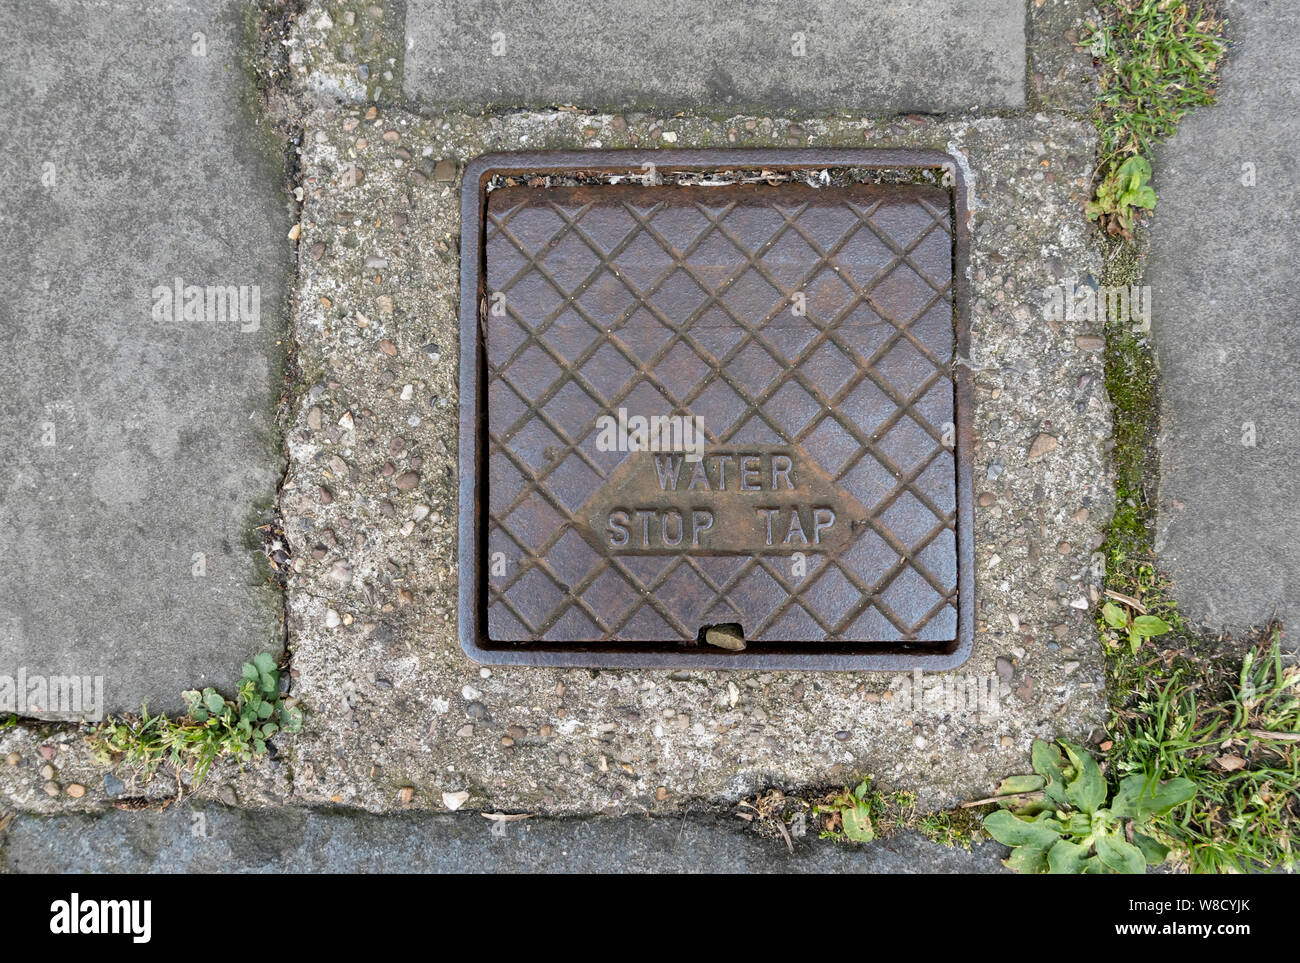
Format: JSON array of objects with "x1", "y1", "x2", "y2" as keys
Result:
[{"x1": 457, "y1": 149, "x2": 974, "y2": 670}]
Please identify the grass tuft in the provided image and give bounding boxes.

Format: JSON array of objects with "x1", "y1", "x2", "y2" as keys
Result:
[
  {"x1": 1085, "y1": 1, "x2": 1226, "y2": 162},
  {"x1": 1111, "y1": 631, "x2": 1300, "y2": 873},
  {"x1": 1081, "y1": 1, "x2": 1226, "y2": 236}
]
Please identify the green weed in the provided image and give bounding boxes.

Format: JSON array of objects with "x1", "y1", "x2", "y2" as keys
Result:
[
  {"x1": 1080, "y1": 1, "x2": 1225, "y2": 235},
  {"x1": 984, "y1": 739, "x2": 1195, "y2": 873},
  {"x1": 816, "y1": 780, "x2": 881, "y2": 842},
  {"x1": 94, "y1": 652, "x2": 301, "y2": 786},
  {"x1": 1112, "y1": 633, "x2": 1300, "y2": 872}
]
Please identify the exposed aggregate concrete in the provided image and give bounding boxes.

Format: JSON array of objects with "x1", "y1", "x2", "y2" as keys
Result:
[{"x1": 277, "y1": 105, "x2": 1111, "y2": 816}]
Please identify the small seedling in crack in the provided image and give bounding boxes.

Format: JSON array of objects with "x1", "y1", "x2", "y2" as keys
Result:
[
  {"x1": 1101, "y1": 597, "x2": 1170, "y2": 655},
  {"x1": 816, "y1": 780, "x2": 877, "y2": 843},
  {"x1": 1087, "y1": 155, "x2": 1157, "y2": 239}
]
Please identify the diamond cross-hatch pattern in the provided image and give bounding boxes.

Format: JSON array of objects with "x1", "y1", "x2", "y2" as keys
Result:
[{"x1": 483, "y1": 179, "x2": 958, "y2": 648}]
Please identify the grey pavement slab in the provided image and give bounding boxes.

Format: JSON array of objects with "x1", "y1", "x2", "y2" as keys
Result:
[
  {"x1": 1150, "y1": 0, "x2": 1300, "y2": 635},
  {"x1": 402, "y1": 0, "x2": 1026, "y2": 115},
  {"x1": 0, "y1": 805, "x2": 1006, "y2": 873},
  {"x1": 0, "y1": 0, "x2": 292, "y2": 715}
]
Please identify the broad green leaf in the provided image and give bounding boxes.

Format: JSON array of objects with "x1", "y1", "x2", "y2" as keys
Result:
[
  {"x1": 1102, "y1": 602, "x2": 1129, "y2": 629},
  {"x1": 260, "y1": 672, "x2": 278, "y2": 695},
  {"x1": 280, "y1": 704, "x2": 303, "y2": 733},
  {"x1": 1138, "y1": 777, "x2": 1196, "y2": 817},
  {"x1": 1047, "y1": 838, "x2": 1091, "y2": 874},
  {"x1": 1096, "y1": 832, "x2": 1146, "y2": 874},
  {"x1": 1130, "y1": 186, "x2": 1157, "y2": 210},
  {"x1": 204, "y1": 691, "x2": 226, "y2": 715},
  {"x1": 1133, "y1": 831, "x2": 1170, "y2": 866},
  {"x1": 253, "y1": 652, "x2": 277, "y2": 674},
  {"x1": 996, "y1": 774, "x2": 1046, "y2": 795},
  {"x1": 1109, "y1": 774, "x2": 1145, "y2": 819},
  {"x1": 1031, "y1": 739, "x2": 1072, "y2": 806},
  {"x1": 1129, "y1": 627, "x2": 1142, "y2": 654},
  {"x1": 842, "y1": 806, "x2": 874, "y2": 842},
  {"x1": 1003, "y1": 842, "x2": 1050, "y2": 874},
  {"x1": 257, "y1": 700, "x2": 274, "y2": 720},
  {"x1": 242, "y1": 662, "x2": 259, "y2": 682},
  {"x1": 1111, "y1": 773, "x2": 1196, "y2": 820},
  {"x1": 1061, "y1": 741, "x2": 1107, "y2": 814},
  {"x1": 984, "y1": 809, "x2": 1065, "y2": 848},
  {"x1": 852, "y1": 781, "x2": 871, "y2": 800},
  {"x1": 1118, "y1": 155, "x2": 1152, "y2": 181},
  {"x1": 1133, "y1": 615, "x2": 1170, "y2": 638}
]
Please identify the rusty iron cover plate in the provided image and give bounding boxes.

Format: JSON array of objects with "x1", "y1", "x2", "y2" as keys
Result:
[{"x1": 459, "y1": 150, "x2": 973, "y2": 670}]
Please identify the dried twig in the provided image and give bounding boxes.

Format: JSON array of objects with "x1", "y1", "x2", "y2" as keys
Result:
[
  {"x1": 960, "y1": 790, "x2": 1045, "y2": 809},
  {"x1": 1104, "y1": 589, "x2": 1148, "y2": 614},
  {"x1": 1248, "y1": 729, "x2": 1300, "y2": 743}
]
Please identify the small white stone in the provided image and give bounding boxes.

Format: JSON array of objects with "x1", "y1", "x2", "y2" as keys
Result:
[
  {"x1": 661, "y1": 131, "x2": 678, "y2": 143},
  {"x1": 325, "y1": 609, "x2": 341, "y2": 628},
  {"x1": 461, "y1": 685, "x2": 481, "y2": 700},
  {"x1": 442, "y1": 790, "x2": 470, "y2": 811},
  {"x1": 400, "y1": 383, "x2": 414, "y2": 401}
]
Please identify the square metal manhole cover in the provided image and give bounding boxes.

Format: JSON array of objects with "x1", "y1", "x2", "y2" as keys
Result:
[{"x1": 458, "y1": 150, "x2": 973, "y2": 669}]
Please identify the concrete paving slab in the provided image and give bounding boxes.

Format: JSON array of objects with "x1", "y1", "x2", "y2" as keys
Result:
[
  {"x1": 402, "y1": 0, "x2": 1026, "y2": 115},
  {"x1": 1028, "y1": 0, "x2": 1096, "y2": 112},
  {"x1": 0, "y1": 804, "x2": 1006, "y2": 873},
  {"x1": 1150, "y1": 0, "x2": 1300, "y2": 635},
  {"x1": 0, "y1": 0, "x2": 292, "y2": 715}
]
